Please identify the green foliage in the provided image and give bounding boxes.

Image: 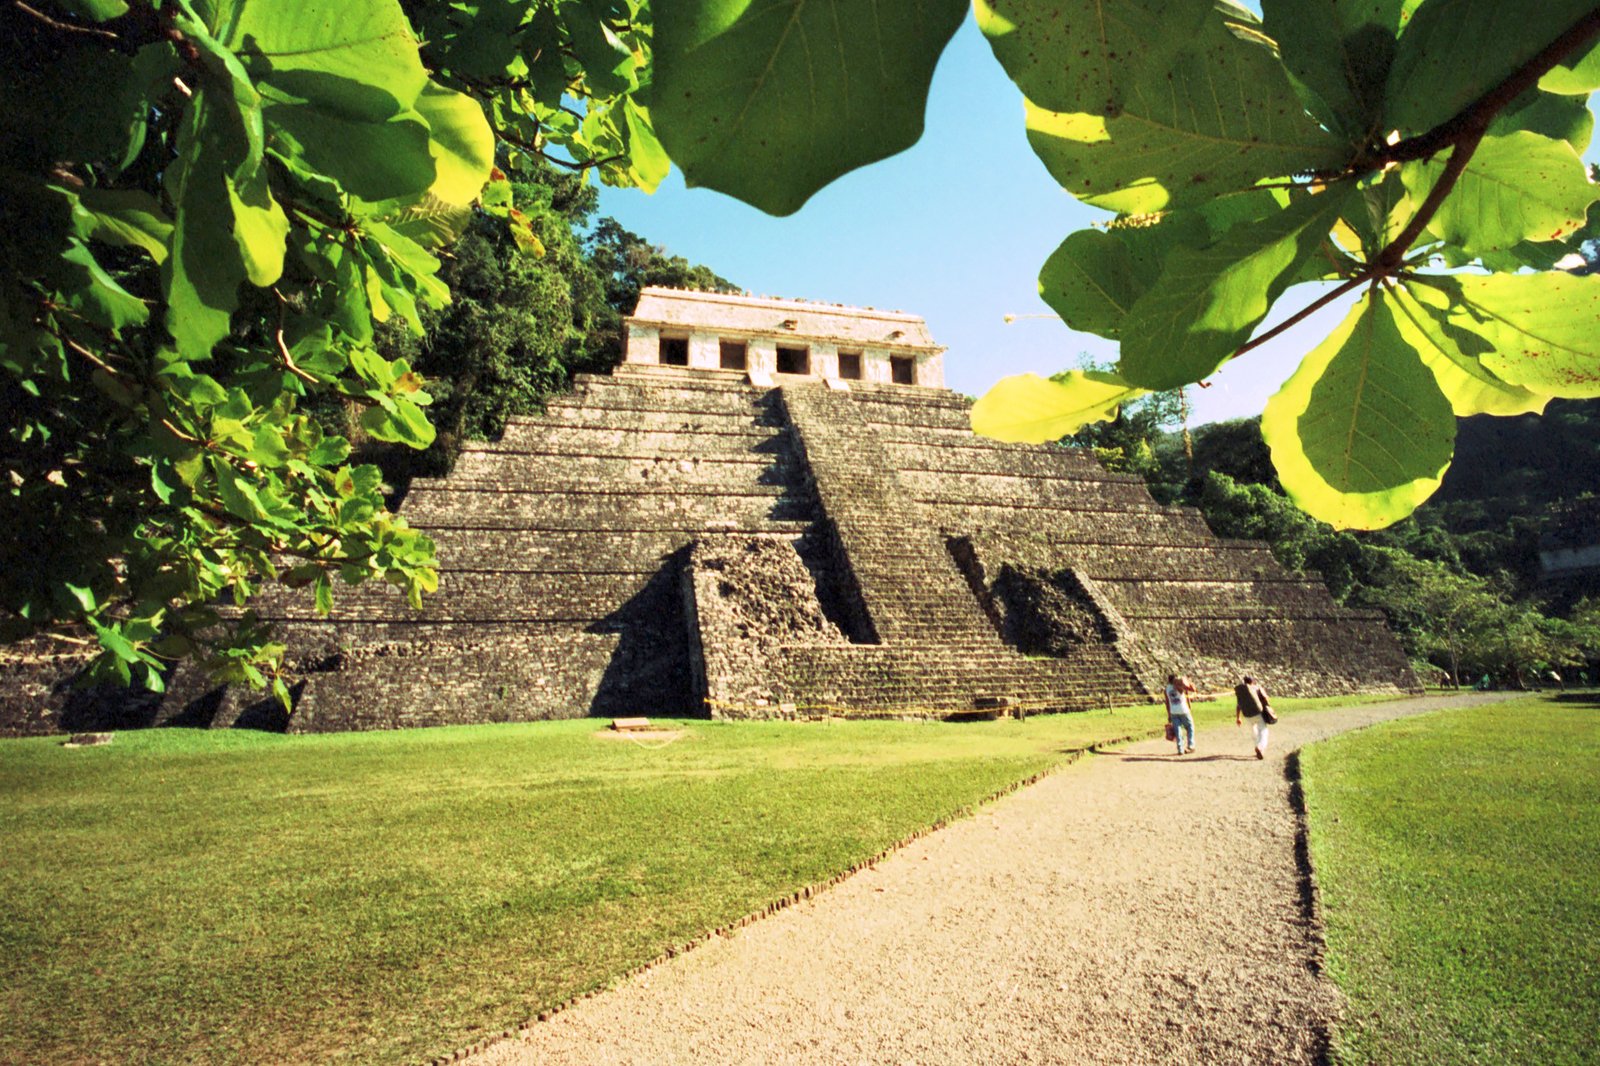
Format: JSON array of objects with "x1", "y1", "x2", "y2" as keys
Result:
[
  {"x1": 1263, "y1": 289, "x2": 1456, "y2": 528},
  {"x1": 586, "y1": 216, "x2": 741, "y2": 318},
  {"x1": 11, "y1": 0, "x2": 1600, "y2": 696},
  {"x1": 1304, "y1": 697, "x2": 1600, "y2": 1065},
  {"x1": 968, "y1": 370, "x2": 1147, "y2": 446},
  {"x1": 1189, "y1": 446, "x2": 1600, "y2": 684},
  {"x1": 379, "y1": 171, "x2": 604, "y2": 472},
  {"x1": 640, "y1": 1, "x2": 1600, "y2": 530},
  {"x1": 372, "y1": 171, "x2": 737, "y2": 487},
  {"x1": 0, "y1": 0, "x2": 660, "y2": 698},
  {"x1": 401, "y1": 0, "x2": 666, "y2": 192},
  {"x1": 651, "y1": 0, "x2": 968, "y2": 215}
]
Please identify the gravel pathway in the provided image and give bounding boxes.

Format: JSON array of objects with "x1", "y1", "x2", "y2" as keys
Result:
[{"x1": 469, "y1": 693, "x2": 1508, "y2": 1066}]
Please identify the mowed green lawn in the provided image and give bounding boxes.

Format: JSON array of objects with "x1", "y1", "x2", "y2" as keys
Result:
[
  {"x1": 1, "y1": 702, "x2": 1174, "y2": 1065},
  {"x1": 0, "y1": 692, "x2": 1384, "y2": 1064},
  {"x1": 1302, "y1": 694, "x2": 1600, "y2": 1066}
]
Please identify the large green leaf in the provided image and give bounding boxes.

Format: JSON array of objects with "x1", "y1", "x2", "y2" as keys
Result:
[
  {"x1": 1489, "y1": 89, "x2": 1594, "y2": 154},
  {"x1": 1262, "y1": 289, "x2": 1455, "y2": 530},
  {"x1": 1390, "y1": 281, "x2": 1550, "y2": 416},
  {"x1": 1024, "y1": 9, "x2": 1349, "y2": 213},
  {"x1": 622, "y1": 99, "x2": 671, "y2": 194},
  {"x1": 162, "y1": 96, "x2": 246, "y2": 358},
  {"x1": 1260, "y1": 0, "x2": 1412, "y2": 138},
  {"x1": 1541, "y1": 37, "x2": 1600, "y2": 94},
  {"x1": 974, "y1": 0, "x2": 1210, "y2": 117},
  {"x1": 214, "y1": 0, "x2": 430, "y2": 118},
  {"x1": 1401, "y1": 131, "x2": 1599, "y2": 255},
  {"x1": 1444, "y1": 273, "x2": 1600, "y2": 398},
  {"x1": 1385, "y1": 0, "x2": 1600, "y2": 136},
  {"x1": 1036, "y1": 208, "x2": 1229, "y2": 339},
  {"x1": 1037, "y1": 230, "x2": 1147, "y2": 340},
  {"x1": 651, "y1": 0, "x2": 968, "y2": 216},
  {"x1": 52, "y1": 240, "x2": 149, "y2": 331},
  {"x1": 225, "y1": 170, "x2": 289, "y2": 286},
  {"x1": 1118, "y1": 189, "x2": 1354, "y2": 390},
  {"x1": 69, "y1": 188, "x2": 173, "y2": 264},
  {"x1": 410, "y1": 81, "x2": 495, "y2": 207},
  {"x1": 194, "y1": 0, "x2": 445, "y2": 201},
  {"x1": 263, "y1": 106, "x2": 435, "y2": 203},
  {"x1": 971, "y1": 371, "x2": 1147, "y2": 444}
]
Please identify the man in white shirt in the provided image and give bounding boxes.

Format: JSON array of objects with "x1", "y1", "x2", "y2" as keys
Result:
[{"x1": 1165, "y1": 673, "x2": 1196, "y2": 755}]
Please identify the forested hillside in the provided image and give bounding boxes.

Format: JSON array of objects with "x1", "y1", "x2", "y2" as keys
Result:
[{"x1": 1071, "y1": 393, "x2": 1600, "y2": 687}]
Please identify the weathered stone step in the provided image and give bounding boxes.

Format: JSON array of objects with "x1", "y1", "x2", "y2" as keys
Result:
[
  {"x1": 265, "y1": 569, "x2": 680, "y2": 624},
  {"x1": 404, "y1": 488, "x2": 814, "y2": 528},
  {"x1": 487, "y1": 425, "x2": 781, "y2": 456},
  {"x1": 426, "y1": 527, "x2": 808, "y2": 570},
  {"x1": 450, "y1": 451, "x2": 795, "y2": 491},
  {"x1": 886, "y1": 447, "x2": 1143, "y2": 486}
]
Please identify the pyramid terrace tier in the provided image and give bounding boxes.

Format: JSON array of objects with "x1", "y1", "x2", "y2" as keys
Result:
[{"x1": 25, "y1": 346, "x2": 1417, "y2": 736}]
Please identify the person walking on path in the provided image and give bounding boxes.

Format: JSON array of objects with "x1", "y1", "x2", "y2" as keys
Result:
[
  {"x1": 1165, "y1": 673, "x2": 1197, "y2": 755},
  {"x1": 1235, "y1": 675, "x2": 1275, "y2": 760}
]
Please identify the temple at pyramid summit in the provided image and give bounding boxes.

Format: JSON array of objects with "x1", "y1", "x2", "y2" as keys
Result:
[{"x1": 2, "y1": 288, "x2": 1419, "y2": 734}]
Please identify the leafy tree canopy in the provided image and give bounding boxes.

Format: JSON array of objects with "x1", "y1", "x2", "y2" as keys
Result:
[
  {"x1": 7, "y1": 0, "x2": 1600, "y2": 696},
  {"x1": 1, "y1": 0, "x2": 662, "y2": 696},
  {"x1": 640, "y1": 0, "x2": 1600, "y2": 530}
]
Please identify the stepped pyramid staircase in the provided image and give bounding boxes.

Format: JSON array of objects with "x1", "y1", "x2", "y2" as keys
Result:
[{"x1": 165, "y1": 363, "x2": 1414, "y2": 732}]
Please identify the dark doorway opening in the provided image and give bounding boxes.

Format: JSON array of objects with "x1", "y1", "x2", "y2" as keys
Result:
[
  {"x1": 776, "y1": 345, "x2": 810, "y2": 375},
  {"x1": 660, "y1": 336, "x2": 689, "y2": 366}
]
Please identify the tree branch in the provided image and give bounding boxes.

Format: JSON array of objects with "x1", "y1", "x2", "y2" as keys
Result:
[
  {"x1": 1373, "y1": 131, "x2": 1485, "y2": 274},
  {"x1": 1381, "y1": 9, "x2": 1600, "y2": 167},
  {"x1": 1222, "y1": 9, "x2": 1600, "y2": 370},
  {"x1": 12, "y1": 0, "x2": 120, "y2": 40},
  {"x1": 1228, "y1": 273, "x2": 1372, "y2": 364},
  {"x1": 272, "y1": 290, "x2": 322, "y2": 385}
]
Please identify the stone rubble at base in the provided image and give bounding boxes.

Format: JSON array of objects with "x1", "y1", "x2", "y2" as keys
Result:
[{"x1": 0, "y1": 288, "x2": 1418, "y2": 734}]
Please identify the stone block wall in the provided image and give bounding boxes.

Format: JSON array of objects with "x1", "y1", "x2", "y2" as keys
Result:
[
  {"x1": 3, "y1": 359, "x2": 1415, "y2": 734},
  {"x1": 848, "y1": 388, "x2": 1417, "y2": 699}
]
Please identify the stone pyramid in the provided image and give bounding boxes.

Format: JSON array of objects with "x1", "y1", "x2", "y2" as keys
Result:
[{"x1": 193, "y1": 287, "x2": 1414, "y2": 731}]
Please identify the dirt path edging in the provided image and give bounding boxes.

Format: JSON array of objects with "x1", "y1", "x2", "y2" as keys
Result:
[
  {"x1": 425, "y1": 727, "x2": 1153, "y2": 1066},
  {"x1": 458, "y1": 693, "x2": 1513, "y2": 1066}
]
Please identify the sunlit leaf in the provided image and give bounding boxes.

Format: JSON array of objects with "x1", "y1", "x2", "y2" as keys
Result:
[
  {"x1": 1024, "y1": 9, "x2": 1349, "y2": 213},
  {"x1": 971, "y1": 370, "x2": 1146, "y2": 443},
  {"x1": 411, "y1": 80, "x2": 495, "y2": 207},
  {"x1": 69, "y1": 188, "x2": 173, "y2": 264},
  {"x1": 1262, "y1": 290, "x2": 1455, "y2": 530},
  {"x1": 622, "y1": 99, "x2": 670, "y2": 193},
  {"x1": 1390, "y1": 281, "x2": 1551, "y2": 416},
  {"x1": 1401, "y1": 131, "x2": 1599, "y2": 255},
  {"x1": 1119, "y1": 189, "x2": 1354, "y2": 390},
  {"x1": 1386, "y1": 0, "x2": 1600, "y2": 135},
  {"x1": 651, "y1": 0, "x2": 968, "y2": 215},
  {"x1": 224, "y1": 170, "x2": 289, "y2": 286},
  {"x1": 1540, "y1": 37, "x2": 1600, "y2": 94},
  {"x1": 1444, "y1": 272, "x2": 1600, "y2": 398},
  {"x1": 1489, "y1": 89, "x2": 1594, "y2": 154},
  {"x1": 162, "y1": 96, "x2": 244, "y2": 358},
  {"x1": 975, "y1": 0, "x2": 1210, "y2": 117}
]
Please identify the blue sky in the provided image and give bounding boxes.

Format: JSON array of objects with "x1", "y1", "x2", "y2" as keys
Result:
[{"x1": 598, "y1": 18, "x2": 1596, "y2": 426}]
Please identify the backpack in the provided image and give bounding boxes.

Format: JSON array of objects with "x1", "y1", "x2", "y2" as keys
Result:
[{"x1": 1235, "y1": 682, "x2": 1263, "y2": 717}]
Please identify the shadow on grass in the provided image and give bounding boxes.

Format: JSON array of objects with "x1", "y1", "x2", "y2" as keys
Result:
[
  {"x1": 1547, "y1": 692, "x2": 1600, "y2": 708},
  {"x1": 1096, "y1": 751, "x2": 1257, "y2": 763},
  {"x1": 1286, "y1": 748, "x2": 1346, "y2": 1066}
]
